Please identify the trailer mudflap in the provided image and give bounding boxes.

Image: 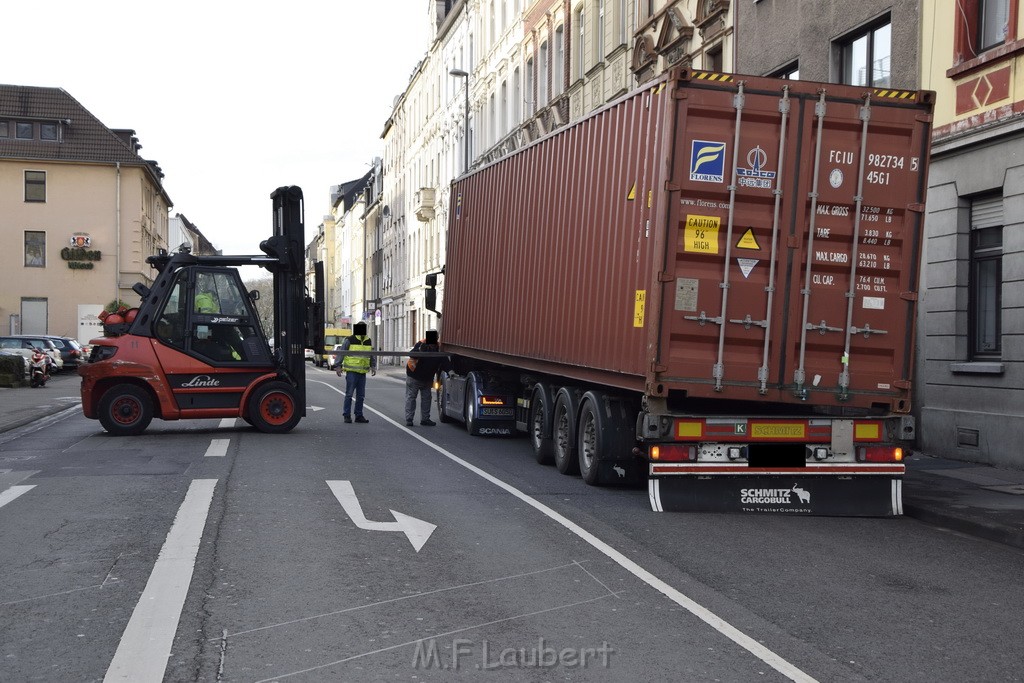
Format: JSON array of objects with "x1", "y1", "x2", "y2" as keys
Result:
[{"x1": 648, "y1": 468, "x2": 903, "y2": 517}]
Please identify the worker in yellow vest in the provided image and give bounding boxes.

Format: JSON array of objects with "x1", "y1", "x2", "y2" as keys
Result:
[{"x1": 338, "y1": 321, "x2": 375, "y2": 423}]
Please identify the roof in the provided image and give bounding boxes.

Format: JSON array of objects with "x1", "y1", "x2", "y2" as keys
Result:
[{"x1": 0, "y1": 84, "x2": 171, "y2": 205}]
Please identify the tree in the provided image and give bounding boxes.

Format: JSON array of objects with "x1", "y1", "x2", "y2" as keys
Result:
[{"x1": 243, "y1": 276, "x2": 275, "y2": 336}]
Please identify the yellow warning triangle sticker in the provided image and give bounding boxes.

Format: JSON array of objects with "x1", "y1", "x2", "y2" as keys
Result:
[
  {"x1": 736, "y1": 228, "x2": 760, "y2": 250},
  {"x1": 627, "y1": 183, "x2": 636, "y2": 201}
]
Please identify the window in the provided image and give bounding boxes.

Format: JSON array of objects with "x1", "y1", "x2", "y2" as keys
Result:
[
  {"x1": 596, "y1": 0, "x2": 605, "y2": 60},
  {"x1": 513, "y1": 67, "x2": 522, "y2": 123},
  {"x1": 25, "y1": 231, "x2": 45, "y2": 267},
  {"x1": 576, "y1": 5, "x2": 586, "y2": 79},
  {"x1": 772, "y1": 62, "x2": 800, "y2": 79},
  {"x1": 526, "y1": 56, "x2": 536, "y2": 114},
  {"x1": 540, "y1": 41, "x2": 549, "y2": 105},
  {"x1": 0, "y1": 121, "x2": 7, "y2": 137},
  {"x1": 40, "y1": 123, "x2": 57, "y2": 141},
  {"x1": 706, "y1": 44, "x2": 723, "y2": 72},
  {"x1": 25, "y1": 170, "x2": 46, "y2": 202},
  {"x1": 969, "y1": 197, "x2": 1003, "y2": 358},
  {"x1": 16, "y1": 122, "x2": 33, "y2": 139},
  {"x1": 554, "y1": 25, "x2": 565, "y2": 96},
  {"x1": 979, "y1": 0, "x2": 1010, "y2": 51},
  {"x1": 618, "y1": 0, "x2": 627, "y2": 44},
  {"x1": 839, "y1": 20, "x2": 891, "y2": 87}
]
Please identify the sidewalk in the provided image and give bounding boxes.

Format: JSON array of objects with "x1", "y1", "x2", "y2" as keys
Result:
[{"x1": 2, "y1": 370, "x2": 1022, "y2": 550}]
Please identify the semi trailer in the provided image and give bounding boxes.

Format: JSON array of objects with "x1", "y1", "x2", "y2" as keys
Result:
[{"x1": 429, "y1": 68, "x2": 934, "y2": 516}]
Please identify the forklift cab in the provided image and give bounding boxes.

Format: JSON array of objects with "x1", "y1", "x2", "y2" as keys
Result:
[{"x1": 154, "y1": 268, "x2": 272, "y2": 367}]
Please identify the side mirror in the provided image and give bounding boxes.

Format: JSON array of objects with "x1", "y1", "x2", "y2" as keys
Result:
[{"x1": 249, "y1": 290, "x2": 260, "y2": 301}]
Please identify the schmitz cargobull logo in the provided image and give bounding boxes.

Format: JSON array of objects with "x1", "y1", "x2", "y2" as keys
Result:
[
  {"x1": 180, "y1": 375, "x2": 221, "y2": 388},
  {"x1": 740, "y1": 484, "x2": 811, "y2": 506}
]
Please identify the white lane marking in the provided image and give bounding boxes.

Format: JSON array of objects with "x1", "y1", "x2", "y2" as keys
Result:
[
  {"x1": 218, "y1": 418, "x2": 235, "y2": 429},
  {"x1": 104, "y1": 479, "x2": 217, "y2": 683},
  {"x1": 0, "y1": 485, "x2": 35, "y2": 510},
  {"x1": 204, "y1": 439, "x2": 230, "y2": 458},
  {"x1": 312, "y1": 379, "x2": 817, "y2": 683},
  {"x1": 327, "y1": 480, "x2": 436, "y2": 552}
]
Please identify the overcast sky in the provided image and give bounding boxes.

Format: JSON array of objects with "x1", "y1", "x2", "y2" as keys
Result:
[{"x1": 3, "y1": 1, "x2": 429, "y2": 256}]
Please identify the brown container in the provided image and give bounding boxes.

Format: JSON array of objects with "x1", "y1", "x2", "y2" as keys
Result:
[{"x1": 442, "y1": 69, "x2": 933, "y2": 413}]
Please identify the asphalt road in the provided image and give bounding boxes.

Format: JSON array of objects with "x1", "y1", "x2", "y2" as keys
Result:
[{"x1": 1, "y1": 366, "x2": 1022, "y2": 682}]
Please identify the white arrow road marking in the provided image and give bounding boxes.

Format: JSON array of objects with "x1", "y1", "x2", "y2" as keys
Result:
[
  {"x1": 307, "y1": 405, "x2": 325, "y2": 412},
  {"x1": 327, "y1": 480, "x2": 436, "y2": 552},
  {"x1": 0, "y1": 485, "x2": 35, "y2": 510}
]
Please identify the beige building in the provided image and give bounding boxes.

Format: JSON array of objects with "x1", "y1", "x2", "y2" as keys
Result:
[
  {"x1": 0, "y1": 85, "x2": 170, "y2": 343},
  {"x1": 916, "y1": 0, "x2": 1023, "y2": 468}
]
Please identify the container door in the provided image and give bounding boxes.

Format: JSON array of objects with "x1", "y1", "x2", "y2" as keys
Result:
[{"x1": 656, "y1": 73, "x2": 930, "y2": 412}]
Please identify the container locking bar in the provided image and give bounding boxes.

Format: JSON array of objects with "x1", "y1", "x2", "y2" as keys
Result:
[
  {"x1": 711, "y1": 82, "x2": 746, "y2": 392},
  {"x1": 757, "y1": 85, "x2": 792, "y2": 394},
  {"x1": 794, "y1": 91, "x2": 829, "y2": 400},
  {"x1": 838, "y1": 95, "x2": 873, "y2": 401}
]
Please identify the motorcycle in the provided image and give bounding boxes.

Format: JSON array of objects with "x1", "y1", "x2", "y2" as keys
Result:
[{"x1": 29, "y1": 348, "x2": 50, "y2": 388}]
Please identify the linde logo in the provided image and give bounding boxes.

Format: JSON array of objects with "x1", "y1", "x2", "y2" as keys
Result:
[
  {"x1": 181, "y1": 375, "x2": 221, "y2": 388},
  {"x1": 740, "y1": 485, "x2": 811, "y2": 505}
]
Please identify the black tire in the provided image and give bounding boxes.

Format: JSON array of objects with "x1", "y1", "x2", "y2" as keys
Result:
[
  {"x1": 552, "y1": 388, "x2": 580, "y2": 475},
  {"x1": 529, "y1": 383, "x2": 555, "y2": 465},
  {"x1": 577, "y1": 391, "x2": 638, "y2": 486},
  {"x1": 98, "y1": 384, "x2": 153, "y2": 436},
  {"x1": 247, "y1": 381, "x2": 301, "y2": 434},
  {"x1": 464, "y1": 374, "x2": 481, "y2": 436},
  {"x1": 437, "y1": 373, "x2": 452, "y2": 423}
]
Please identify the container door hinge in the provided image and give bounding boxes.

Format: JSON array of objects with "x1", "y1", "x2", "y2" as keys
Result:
[
  {"x1": 657, "y1": 271, "x2": 674, "y2": 282},
  {"x1": 893, "y1": 379, "x2": 912, "y2": 390},
  {"x1": 787, "y1": 234, "x2": 801, "y2": 249},
  {"x1": 899, "y1": 291, "x2": 918, "y2": 301},
  {"x1": 665, "y1": 181, "x2": 681, "y2": 192},
  {"x1": 907, "y1": 202, "x2": 925, "y2": 213},
  {"x1": 651, "y1": 363, "x2": 668, "y2": 373}
]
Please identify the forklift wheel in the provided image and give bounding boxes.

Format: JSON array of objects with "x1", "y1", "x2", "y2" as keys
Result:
[
  {"x1": 98, "y1": 384, "x2": 154, "y2": 436},
  {"x1": 248, "y1": 381, "x2": 301, "y2": 434}
]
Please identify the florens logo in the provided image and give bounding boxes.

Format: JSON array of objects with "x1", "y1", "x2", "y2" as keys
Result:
[{"x1": 690, "y1": 140, "x2": 727, "y2": 183}]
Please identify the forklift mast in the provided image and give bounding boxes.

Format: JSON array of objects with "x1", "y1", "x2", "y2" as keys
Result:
[{"x1": 261, "y1": 186, "x2": 324, "y2": 404}]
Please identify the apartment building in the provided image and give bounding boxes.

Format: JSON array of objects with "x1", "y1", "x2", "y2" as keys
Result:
[
  {"x1": 917, "y1": 0, "x2": 1023, "y2": 468},
  {"x1": 0, "y1": 85, "x2": 170, "y2": 342}
]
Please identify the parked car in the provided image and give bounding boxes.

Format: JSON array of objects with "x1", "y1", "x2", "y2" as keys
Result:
[
  {"x1": 0, "y1": 336, "x2": 63, "y2": 372},
  {"x1": 38, "y1": 335, "x2": 84, "y2": 368},
  {"x1": 304, "y1": 347, "x2": 316, "y2": 363}
]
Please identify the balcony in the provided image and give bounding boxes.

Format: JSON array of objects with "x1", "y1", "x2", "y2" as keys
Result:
[{"x1": 415, "y1": 188, "x2": 436, "y2": 222}]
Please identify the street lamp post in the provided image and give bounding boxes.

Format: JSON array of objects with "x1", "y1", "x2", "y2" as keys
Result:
[{"x1": 449, "y1": 68, "x2": 470, "y2": 173}]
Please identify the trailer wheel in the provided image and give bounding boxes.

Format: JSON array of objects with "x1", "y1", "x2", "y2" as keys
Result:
[
  {"x1": 552, "y1": 388, "x2": 580, "y2": 475},
  {"x1": 248, "y1": 381, "x2": 301, "y2": 434},
  {"x1": 437, "y1": 373, "x2": 452, "y2": 423},
  {"x1": 529, "y1": 383, "x2": 555, "y2": 465},
  {"x1": 577, "y1": 391, "x2": 637, "y2": 486},
  {"x1": 464, "y1": 374, "x2": 481, "y2": 436},
  {"x1": 98, "y1": 384, "x2": 153, "y2": 436}
]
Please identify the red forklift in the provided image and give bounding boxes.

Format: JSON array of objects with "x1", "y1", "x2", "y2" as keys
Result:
[{"x1": 79, "y1": 186, "x2": 324, "y2": 435}]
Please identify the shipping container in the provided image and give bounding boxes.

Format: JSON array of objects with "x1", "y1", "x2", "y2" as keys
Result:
[{"x1": 431, "y1": 68, "x2": 934, "y2": 516}]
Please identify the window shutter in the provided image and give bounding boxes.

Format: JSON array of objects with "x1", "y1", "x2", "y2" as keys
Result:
[{"x1": 971, "y1": 196, "x2": 1003, "y2": 229}]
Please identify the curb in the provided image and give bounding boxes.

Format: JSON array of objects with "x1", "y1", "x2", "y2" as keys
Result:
[{"x1": 902, "y1": 502, "x2": 1024, "y2": 551}]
